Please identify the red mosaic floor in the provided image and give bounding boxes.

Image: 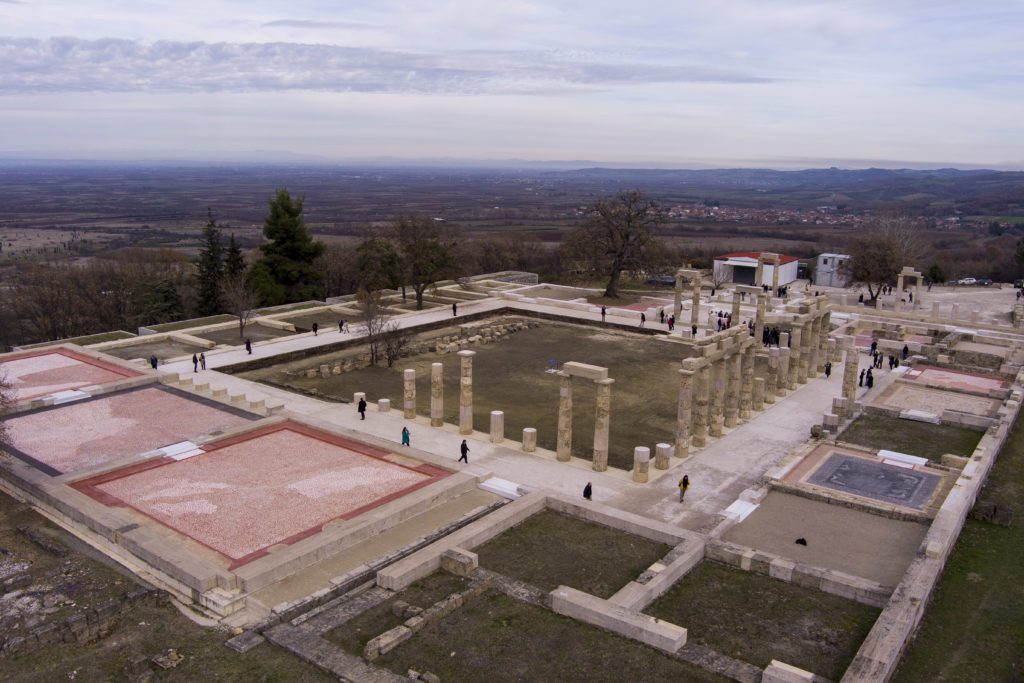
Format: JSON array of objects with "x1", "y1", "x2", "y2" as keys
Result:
[
  {"x1": 75, "y1": 423, "x2": 449, "y2": 566},
  {"x1": 909, "y1": 367, "x2": 1008, "y2": 394},
  {"x1": 1, "y1": 349, "x2": 139, "y2": 401},
  {"x1": 6, "y1": 387, "x2": 252, "y2": 474}
]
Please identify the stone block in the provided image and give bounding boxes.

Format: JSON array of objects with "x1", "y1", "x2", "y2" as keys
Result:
[
  {"x1": 654, "y1": 443, "x2": 672, "y2": 470},
  {"x1": 763, "y1": 660, "x2": 817, "y2": 683},
  {"x1": 405, "y1": 615, "x2": 426, "y2": 633},
  {"x1": 562, "y1": 361, "x2": 608, "y2": 381},
  {"x1": 378, "y1": 398, "x2": 391, "y2": 413},
  {"x1": 440, "y1": 548, "x2": 479, "y2": 577},
  {"x1": 490, "y1": 410, "x2": 505, "y2": 443},
  {"x1": 353, "y1": 391, "x2": 366, "y2": 404},
  {"x1": 364, "y1": 625, "x2": 412, "y2": 661},
  {"x1": 769, "y1": 558, "x2": 795, "y2": 583},
  {"x1": 632, "y1": 446, "x2": 651, "y2": 483}
]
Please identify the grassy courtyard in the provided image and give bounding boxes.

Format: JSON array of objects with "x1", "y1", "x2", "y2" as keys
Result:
[
  {"x1": 474, "y1": 510, "x2": 671, "y2": 598},
  {"x1": 371, "y1": 590, "x2": 726, "y2": 682},
  {"x1": 838, "y1": 414, "x2": 983, "y2": 461},
  {"x1": 247, "y1": 318, "x2": 701, "y2": 469},
  {"x1": 646, "y1": 561, "x2": 880, "y2": 680}
]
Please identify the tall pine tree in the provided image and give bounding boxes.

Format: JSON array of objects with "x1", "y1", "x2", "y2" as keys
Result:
[
  {"x1": 195, "y1": 211, "x2": 225, "y2": 315},
  {"x1": 224, "y1": 233, "x2": 246, "y2": 280},
  {"x1": 248, "y1": 189, "x2": 325, "y2": 306}
]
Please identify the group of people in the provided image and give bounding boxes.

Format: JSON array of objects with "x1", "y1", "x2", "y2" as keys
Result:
[
  {"x1": 713, "y1": 310, "x2": 733, "y2": 331},
  {"x1": 191, "y1": 352, "x2": 206, "y2": 372},
  {"x1": 761, "y1": 326, "x2": 785, "y2": 347}
]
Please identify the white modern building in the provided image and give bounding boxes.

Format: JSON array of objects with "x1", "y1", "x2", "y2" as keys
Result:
[
  {"x1": 712, "y1": 252, "x2": 799, "y2": 287},
  {"x1": 814, "y1": 253, "x2": 851, "y2": 288}
]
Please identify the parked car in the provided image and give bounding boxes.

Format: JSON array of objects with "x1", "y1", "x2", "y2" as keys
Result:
[
  {"x1": 957, "y1": 277, "x2": 977, "y2": 285},
  {"x1": 977, "y1": 278, "x2": 993, "y2": 286}
]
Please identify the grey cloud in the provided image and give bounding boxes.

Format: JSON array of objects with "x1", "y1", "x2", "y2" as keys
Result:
[
  {"x1": 261, "y1": 19, "x2": 376, "y2": 30},
  {"x1": 0, "y1": 36, "x2": 773, "y2": 95}
]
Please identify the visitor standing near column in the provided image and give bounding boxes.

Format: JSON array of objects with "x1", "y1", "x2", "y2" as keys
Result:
[
  {"x1": 459, "y1": 440, "x2": 469, "y2": 463},
  {"x1": 824, "y1": 361, "x2": 832, "y2": 379},
  {"x1": 659, "y1": 309, "x2": 665, "y2": 324},
  {"x1": 192, "y1": 354, "x2": 198, "y2": 373},
  {"x1": 679, "y1": 475, "x2": 689, "y2": 502},
  {"x1": 583, "y1": 482, "x2": 592, "y2": 501},
  {"x1": 245, "y1": 339, "x2": 252, "y2": 355},
  {"x1": 452, "y1": 302, "x2": 458, "y2": 317},
  {"x1": 358, "y1": 397, "x2": 367, "y2": 420},
  {"x1": 866, "y1": 369, "x2": 874, "y2": 389},
  {"x1": 902, "y1": 344, "x2": 909, "y2": 360},
  {"x1": 199, "y1": 352, "x2": 206, "y2": 370},
  {"x1": 149, "y1": 355, "x2": 158, "y2": 369},
  {"x1": 601, "y1": 306, "x2": 607, "y2": 322},
  {"x1": 639, "y1": 312, "x2": 646, "y2": 328},
  {"x1": 859, "y1": 369, "x2": 865, "y2": 387},
  {"x1": 401, "y1": 427, "x2": 410, "y2": 447},
  {"x1": 312, "y1": 322, "x2": 318, "y2": 336}
]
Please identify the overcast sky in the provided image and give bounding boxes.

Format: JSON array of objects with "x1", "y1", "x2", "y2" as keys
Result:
[{"x1": 1, "y1": 1, "x2": 1022, "y2": 168}]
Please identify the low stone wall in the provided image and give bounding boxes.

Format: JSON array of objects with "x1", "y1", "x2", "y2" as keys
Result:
[
  {"x1": 607, "y1": 539, "x2": 704, "y2": 612},
  {"x1": 0, "y1": 588, "x2": 165, "y2": 658},
  {"x1": 705, "y1": 539, "x2": 892, "y2": 608},
  {"x1": 550, "y1": 585, "x2": 687, "y2": 654}
]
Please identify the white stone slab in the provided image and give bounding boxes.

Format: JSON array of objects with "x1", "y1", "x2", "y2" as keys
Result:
[
  {"x1": 50, "y1": 389, "x2": 90, "y2": 405},
  {"x1": 161, "y1": 440, "x2": 203, "y2": 461},
  {"x1": 878, "y1": 449, "x2": 929, "y2": 467},
  {"x1": 899, "y1": 409, "x2": 941, "y2": 424},
  {"x1": 882, "y1": 459, "x2": 915, "y2": 469},
  {"x1": 723, "y1": 499, "x2": 759, "y2": 522},
  {"x1": 479, "y1": 477, "x2": 521, "y2": 500},
  {"x1": 891, "y1": 366, "x2": 910, "y2": 375}
]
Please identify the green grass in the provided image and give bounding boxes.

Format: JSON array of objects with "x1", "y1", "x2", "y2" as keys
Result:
[
  {"x1": 646, "y1": 562, "x2": 880, "y2": 680},
  {"x1": 374, "y1": 590, "x2": 726, "y2": 682},
  {"x1": 838, "y1": 415, "x2": 983, "y2": 461},
  {"x1": 475, "y1": 510, "x2": 671, "y2": 598},
  {"x1": 893, "y1": 416, "x2": 1024, "y2": 681}
]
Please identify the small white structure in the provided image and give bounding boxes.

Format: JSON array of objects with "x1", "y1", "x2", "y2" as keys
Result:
[
  {"x1": 815, "y1": 253, "x2": 851, "y2": 288},
  {"x1": 713, "y1": 252, "x2": 798, "y2": 287}
]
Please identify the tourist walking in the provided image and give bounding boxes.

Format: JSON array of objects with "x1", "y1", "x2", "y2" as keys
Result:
[
  {"x1": 459, "y1": 440, "x2": 469, "y2": 463},
  {"x1": 639, "y1": 312, "x2": 646, "y2": 328},
  {"x1": 149, "y1": 355, "x2": 158, "y2": 369},
  {"x1": 452, "y1": 302, "x2": 458, "y2": 317},
  {"x1": 679, "y1": 475, "x2": 690, "y2": 502},
  {"x1": 199, "y1": 352, "x2": 206, "y2": 370},
  {"x1": 659, "y1": 309, "x2": 665, "y2": 324},
  {"x1": 583, "y1": 482, "x2": 592, "y2": 501},
  {"x1": 902, "y1": 344, "x2": 909, "y2": 360},
  {"x1": 601, "y1": 306, "x2": 607, "y2": 322},
  {"x1": 824, "y1": 361, "x2": 832, "y2": 379},
  {"x1": 339, "y1": 320, "x2": 345, "y2": 333},
  {"x1": 312, "y1": 322, "x2": 319, "y2": 336},
  {"x1": 192, "y1": 353, "x2": 198, "y2": 373},
  {"x1": 859, "y1": 369, "x2": 865, "y2": 387},
  {"x1": 866, "y1": 369, "x2": 874, "y2": 389},
  {"x1": 245, "y1": 339, "x2": 252, "y2": 355},
  {"x1": 401, "y1": 427, "x2": 410, "y2": 447},
  {"x1": 358, "y1": 397, "x2": 367, "y2": 420}
]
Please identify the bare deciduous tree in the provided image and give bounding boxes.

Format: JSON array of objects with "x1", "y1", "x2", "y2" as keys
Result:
[
  {"x1": 843, "y1": 214, "x2": 928, "y2": 302},
  {"x1": 223, "y1": 274, "x2": 259, "y2": 339}
]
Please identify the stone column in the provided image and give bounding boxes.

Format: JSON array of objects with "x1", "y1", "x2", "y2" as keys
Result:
[
  {"x1": 931, "y1": 302, "x2": 940, "y2": 317},
  {"x1": 430, "y1": 363, "x2": 444, "y2": 426},
  {"x1": 724, "y1": 352, "x2": 741, "y2": 427},
  {"x1": 740, "y1": 345, "x2": 755, "y2": 419},
  {"x1": 952, "y1": 303, "x2": 960, "y2": 319},
  {"x1": 691, "y1": 278, "x2": 701, "y2": 328},
  {"x1": 798, "y1": 322, "x2": 812, "y2": 383},
  {"x1": 789, "y1": 326, "x2": 803, "y2": 388},
  {"x1": 818, "y1": 310, "x2": 831, "y2": 371},
  {"x1": 752, "y1": 377, "x2": 765, "y2": 411},
  {"x1": 709, "y1": 358, "x2": 725, "y2": 437},
  {"x1": 632, "y1": 447, "x2": 650, "y2": 483},
  {"x1": 778, "y1": 347, "x2": 792, "y2": 394},
  {"x1": 772, "y1": 256, "x2": 781, "y2": 292},
  {"x1": 730, "y1": 291, "x2": 741, "y2": 327},
  {"x1": 592, "y1": 378, "x2": 614, "y2": 472},
  {"x1": 675, "y1": 366, "x2": 694, "y2": 458},
  {"x1": 522, "y1": 427, "x2": 537, "y2": 452},
  {"x1": 755, "y1": 258, "x2": 765, "y2": 287},
  {"x1": 808, "y1": 316, "x2": 821, "y2": 376},
  {"x1": 674, "y1": 271, "x2": 684, "y2": 322},
  {"x1": 915, "y1": 280, "x2": 922, "y2": 308},
  {"x1": 754, "y1": 293, "x2": 766, "y2": 345},
  {"x1": 458, "y1": 350, "x2": 475, "y2": 435},
  {"x1": 896, "y1": 273, "x2": 905, "y2": 297},
  {"x1": 692, "y1": 362, "x2": 710, "y2": 447},
  {"x1": 766, "y1": 349, "x2": 779, "y2": 402},
  {"x1": 655, "y1": 443, "x2": 672, "y2": 470},
  {"x1": 490, "y1": 411, "x2": 504, "y2": 443},
  {"x1": 403, "y1": 369, "x2": 417, "y2": 419},
  {"x1": 556, "y1": 371, "x2": 573, "y2": 461},
  {"x1": 842, "y1": 344, "x2": 859, "y2": 416}
]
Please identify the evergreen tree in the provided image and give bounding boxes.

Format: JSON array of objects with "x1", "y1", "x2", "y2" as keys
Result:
[
  {"x1": 195, "y1": 211, "x2": 225, "y2": 315},
  {"x1": 249, "y1": 189, "x2": 325, "y2": 305},
  {"x1": 224, "y1": 233, "x2": 246, "y2": 280}
]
